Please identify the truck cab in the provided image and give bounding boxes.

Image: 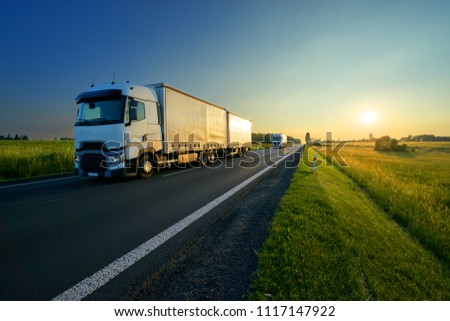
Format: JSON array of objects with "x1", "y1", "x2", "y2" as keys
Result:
[
  {"x1": 74, "y1": 82, "x2": 161, "y2": 178},
  {"x1": 272, "y1": 133, "x2": 287, "y2": 149}
]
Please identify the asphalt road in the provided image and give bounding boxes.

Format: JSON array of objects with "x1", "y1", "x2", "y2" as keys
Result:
[{"x1": 0, "y1": 146, "x2": 301, "y2": 300}]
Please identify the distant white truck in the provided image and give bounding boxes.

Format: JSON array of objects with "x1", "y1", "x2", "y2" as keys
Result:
[
  {"x1": 74, "y1": 82, "x2": 252, "y2": 178},
  {"x1": 272, "y1": 133, "x2": 287, "y2": 149}
]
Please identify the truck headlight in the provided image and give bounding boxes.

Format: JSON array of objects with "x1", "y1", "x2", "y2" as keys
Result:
[
  {"x1": 74, "y1": 154, "x2": 80, "y2": 168},
  {"x1": 107, "y1": 154, "x2": 122, "y2": 167}
]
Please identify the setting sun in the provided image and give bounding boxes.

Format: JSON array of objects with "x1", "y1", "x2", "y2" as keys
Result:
[{"x1": 360, "y1": 111, "x2": 378, "y2": 125}]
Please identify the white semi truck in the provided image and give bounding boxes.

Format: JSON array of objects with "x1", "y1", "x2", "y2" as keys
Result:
[
  {"x1": 272, "y1": 133, "x2": 287, "y2": 149},
  {"x1": 74, "y1": 82, "x2": 252, "y2": 178}
]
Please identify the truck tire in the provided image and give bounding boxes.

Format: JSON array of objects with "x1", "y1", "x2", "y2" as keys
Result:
[
  {"x1": 138, "y1": 154, "x2": 154, "y2": 178},
  {"x1": 208, "y1": 150, "x2": 218, "y2": 163}
]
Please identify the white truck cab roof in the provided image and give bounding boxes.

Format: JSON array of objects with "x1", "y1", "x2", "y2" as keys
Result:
[{"x1": 76, "y1": 82, "x2": 157, "y2": 103}]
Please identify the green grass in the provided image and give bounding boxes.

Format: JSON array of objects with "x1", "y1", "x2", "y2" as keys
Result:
[
  {"x1": 251, "y1": 144, "x2": 450, "y2": 300},
  {"x1": 0, "y1": 141, "x2": 74, "y2": 181},
  {"x1": 335, "y1": 142, "x2": 450, "y2": 265}
]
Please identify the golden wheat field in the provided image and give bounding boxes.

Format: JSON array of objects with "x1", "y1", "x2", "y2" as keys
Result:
[{"x1": 331, "y1": 141, "x2": 450, "y2": 265}]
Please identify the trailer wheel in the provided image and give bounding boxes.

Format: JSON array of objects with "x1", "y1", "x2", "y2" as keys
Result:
[
  {"x1": 208, "y1": 150, "x2": 218, "y2": 163},
  {"x1": 138, "y1": 154, "x2": 154, "y2": 178}
]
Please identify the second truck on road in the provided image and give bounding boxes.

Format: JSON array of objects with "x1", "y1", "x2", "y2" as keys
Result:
[{"x1": 74, "y1": 82, "x2": 252, "y2": 178}]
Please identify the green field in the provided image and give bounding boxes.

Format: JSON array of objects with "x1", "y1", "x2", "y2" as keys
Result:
[
  {"x1": 0, "y1": 141, "x2": 74, "y2": 181},
  {"x1": 251, "y1": 142, "x2": 450, "y2": 300},
  {"x1": 0, "y1": 140, "x2": 271, "y2": 181}
]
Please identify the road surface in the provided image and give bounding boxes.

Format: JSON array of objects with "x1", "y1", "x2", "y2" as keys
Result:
[{"x1": 0, "y1": 146, "x2": 301, "y2": 300}]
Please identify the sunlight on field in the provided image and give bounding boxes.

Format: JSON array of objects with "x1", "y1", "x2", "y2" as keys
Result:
[
  {"x1": 251, "y1": 142, "x2": 450, "y2": 300},
  {"x1": 0, "y1": 141, "x2": 74, "y2": 181},
  {"x1": 335, "y1": 141, "x2": 450, "y2": 264}
]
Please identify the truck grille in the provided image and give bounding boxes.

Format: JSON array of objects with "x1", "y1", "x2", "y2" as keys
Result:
[
  {"x1": 81, "y1": 154, "x2": 105, "y2": 173},
  {"x1": 81, "y1": 142, "x2": 104, "y2": 150}
]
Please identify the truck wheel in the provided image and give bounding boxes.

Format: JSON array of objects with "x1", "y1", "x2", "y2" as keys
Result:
[
  {"x1": 208, "y1": 150, "x2": 217, "y2": 163},
  {"x1": 138, "y1": 155, "x2": 154, "y2": 178}
]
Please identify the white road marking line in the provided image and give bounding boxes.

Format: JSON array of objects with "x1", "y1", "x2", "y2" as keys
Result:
[
  {"x1": 0, "y1": 176, "x2": 78, "y2": 190},
  {"x1": 52, "y1": 147, "x2": 300, "y2": 301}
]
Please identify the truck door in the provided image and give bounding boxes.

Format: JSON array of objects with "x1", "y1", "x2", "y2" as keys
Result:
[
  {"x1": 128, "y1": 100, "x2": 147, "y2": 141},
  {"x1": 146, "y1": 101, "x2": 162, "y2": 150}
]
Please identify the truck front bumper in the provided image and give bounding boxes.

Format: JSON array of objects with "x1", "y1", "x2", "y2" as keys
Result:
[
  {"x1": 74, "y1": 167, "x2": 135, "y2": 178},
  {"x1": 74, "y1": 151, "x2": 136, "y2": 178}
]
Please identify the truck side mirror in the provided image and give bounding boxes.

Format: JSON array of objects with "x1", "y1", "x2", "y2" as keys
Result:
[
  {"x1": 129, "y1": 107, "x2": 138, "y2": 121},
  {"x1": 129, "y1": 99, "x2": 139, "y2": 107}
]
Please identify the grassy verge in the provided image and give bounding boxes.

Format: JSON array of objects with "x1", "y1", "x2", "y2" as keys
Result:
[
  {"x1": 334, "y1": 142, "x2": 450, "y2": 265},
  {"x1": 0, "y1": 141, "x2": 74, "y2": 181},
  {"x1": 250, "y1": 145, "x2": 450, "y2": 300}
]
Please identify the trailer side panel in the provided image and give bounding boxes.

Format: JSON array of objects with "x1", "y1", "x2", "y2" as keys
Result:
[
  {"x1": 151, "y1": 84, "x2": 227, "y2": 154},
  {"x1": 227, "y1": 112, "x2": 252, "y2": 148}
]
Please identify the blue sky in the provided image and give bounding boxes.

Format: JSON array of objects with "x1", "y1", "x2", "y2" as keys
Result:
[{"x1": 1, "y1": 0, "x2": 449, "y2": 140}]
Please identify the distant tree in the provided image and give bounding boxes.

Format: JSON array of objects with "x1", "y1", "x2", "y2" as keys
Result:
[
  {"x1": 252, "y1": 133, "x2": 265, "y2": 143},
  {"x1": 390, "y1": 138, "x2": 400, "y2": 150},
  {"x1": 14, "y1": 134, "x2": 21, "y2": 140},
  {"x1": 375, "y1": 135, "x2": 408, "y2": 152},
  {"x1": 22, "y1": 135, "x2": 29, "y2": 140},
  {"x1": 287, "y1": 136, "x2": 301, "y2": 144},
  {"x1": 305, "y1": 132, "x2": 311, "y2": 144},
  {"x1": 375, "y1": 135, "x2": 390, "y2": 151}
]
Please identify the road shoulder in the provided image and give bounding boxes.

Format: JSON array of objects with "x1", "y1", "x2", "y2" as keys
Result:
[{"x1": 131, "y1": 150, "x2": 301, "y2": 300}]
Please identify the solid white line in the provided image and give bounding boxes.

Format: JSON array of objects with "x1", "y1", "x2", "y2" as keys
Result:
[
  {"x1": 0, "y1": 176, "x2": 78, "y2": 190},
  {"x1": 52, "y1": 147, "x2": 299, "y2": 301}
]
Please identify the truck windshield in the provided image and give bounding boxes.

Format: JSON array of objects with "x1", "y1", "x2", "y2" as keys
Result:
[{"x1": 76, "y1": 96, "x2": 126, "y2": 126}]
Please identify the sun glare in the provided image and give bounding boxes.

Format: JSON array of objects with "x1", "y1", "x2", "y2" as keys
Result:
[{"x1": 360, "y1": 111, "x2": 378, "y2": 124}]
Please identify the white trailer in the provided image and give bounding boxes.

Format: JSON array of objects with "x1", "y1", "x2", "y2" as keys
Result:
[
  {"x1": 227, "y1": 112, "x2": 252, "y2": 156},
  {"x1": 74, "y1": 82, "x2": 251, "y2": 178}
]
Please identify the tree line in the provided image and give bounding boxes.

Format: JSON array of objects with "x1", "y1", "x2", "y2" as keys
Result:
[
  {"x1": 252, "y1": 133, "x2": 301, "y2": 144},
  {"x1": 0, "y1": 134, "x2": 74, "y2": 141},
  {"x1": 0, "y1": 134, "x2": 29, "y2": 140},
  {"x1": 400, "y1": 134, "x2": 450, "y2": 142}
]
